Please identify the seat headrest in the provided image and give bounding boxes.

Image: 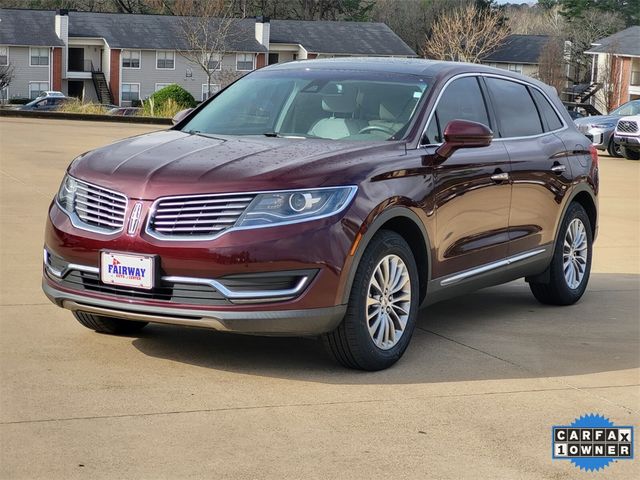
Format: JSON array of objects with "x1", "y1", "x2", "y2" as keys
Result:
[{"x1": 321, "y1": 85, "x2": 358, "y2": 114}]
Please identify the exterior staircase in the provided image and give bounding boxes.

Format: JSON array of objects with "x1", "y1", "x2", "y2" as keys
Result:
[
  {"x1": 91, "y1": 71, "x2": 114, "y2": 105},
  {"x1": 572, "y1": 83, "x2": 602, "y2": 104}
]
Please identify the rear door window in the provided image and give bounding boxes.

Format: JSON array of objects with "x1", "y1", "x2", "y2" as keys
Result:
[
  {"x1": 531, "y1": 88, "x2": 564, "y2": 132},
  {"x1": 485, "y1": 77, "x2": 543, "y2": 138},
  {"x1": 424, "y1": 76, "x2": 490, "y2": 144}
]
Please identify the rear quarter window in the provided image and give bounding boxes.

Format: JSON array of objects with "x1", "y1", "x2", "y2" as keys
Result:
[
  {"x1": 531, "y1": 88, "x2": 564, "y2": 132},
  {"x1": 486, "y1": 77, "x2": 543, "y2": 138}
]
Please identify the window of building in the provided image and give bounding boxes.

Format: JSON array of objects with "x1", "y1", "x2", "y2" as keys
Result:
[
  {"x1": 122, "y1": 50, "x2": 140, "y2": 68},
  {"x1": 236, "y1": 53, "x2": 254, "y2": 71},
  {"x1": 423, "y1": 76, "x2": 490, "y2": 144},
  {"x1": 30, "y1": 47, "x2": 49, "y2": 66},
  {"x1": 155, "y1": 83, "x2": 171, "y2": 92},
  {"x1": 508, "y1": 64, "x2": 523, "y2": 74},
  {"x1": 206, "y1": 53, "x2": 221, "y2": 71},
  {"x1": 121, "y1": 83, "x2": 140, "y2": 103},
  {"x1": 0, "y1": 47, "x2": 8, "y2": 66},
  {"x1": 530, "y1": 88, "x2": 564, "y2": 132},
  {"x1": 29, "y1": 82, "x2": 49, "y2": 99},
  {"x1": 202, "y1": 83, "x2": 221, "y2": 101},
  {"x1": 485, "y1": 77, "x2": 543, "y2": 138},
  {"x1": 156, "y1": 50, "x2": 175, "y2": 69}
]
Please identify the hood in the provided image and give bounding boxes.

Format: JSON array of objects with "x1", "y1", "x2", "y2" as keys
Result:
[
  {"x1": 573, "y1": 114, "x2": 619, "y2": 127},
  {"x1": 68, "y1": 130, "x2": 402, "y2": 199}
]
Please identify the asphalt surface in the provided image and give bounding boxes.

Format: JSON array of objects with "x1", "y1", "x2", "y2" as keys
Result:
[{"x1": 1, "y1": 118, "x2": 638, "y2": 479}]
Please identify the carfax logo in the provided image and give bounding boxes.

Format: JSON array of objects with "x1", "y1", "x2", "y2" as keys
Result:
[{"x1": 552, "y1": 414, "x2": 634, "y2": 472}]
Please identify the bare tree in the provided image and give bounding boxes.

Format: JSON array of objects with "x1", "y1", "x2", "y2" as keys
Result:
[
  {"x1": 169, "y1": 0, "x2": 246, "y2": 100},
  {"x1": 535, "y1": 36, "x2": 566, "y2": 94},
  {"x1": 422, "y1": 4, "x2": 510, "y2": 63},
  {"x1": 0, "y1": 63, "x2": 13, "y2": 102}
]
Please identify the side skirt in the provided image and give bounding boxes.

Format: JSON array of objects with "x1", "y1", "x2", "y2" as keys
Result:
[{"x1": 422, "y1": 245, "x2": 553, "y2": 306}]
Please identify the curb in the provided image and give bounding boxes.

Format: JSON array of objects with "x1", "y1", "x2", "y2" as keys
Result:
[{"x1": 0, "y1": 109, "x2": 172, "y2": 125}]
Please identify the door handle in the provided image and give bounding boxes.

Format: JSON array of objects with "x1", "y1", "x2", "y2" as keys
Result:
[
  {"x1": 551, "y1": 164, "x2": 567, "y2": 174},
  {"x1": 490, "y1": 172, "x2": 509, "y2": 183}
]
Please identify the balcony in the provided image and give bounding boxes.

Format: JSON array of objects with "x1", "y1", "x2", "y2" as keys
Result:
[{"x1": 67, "y1": 50, "x2": 101, "y2": 79}]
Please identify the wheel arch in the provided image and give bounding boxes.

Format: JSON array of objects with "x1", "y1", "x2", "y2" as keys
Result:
[
  {"x1": 341, "y1": 207, "x2": 431, "y2": 305},
  {"x1": 567, "y1": 188, "x2": 597, "y2": 241}
]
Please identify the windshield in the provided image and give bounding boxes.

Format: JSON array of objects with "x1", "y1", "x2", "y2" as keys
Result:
[
  {"x1": 182, "y1": 69, "x2": 429, "y2": 141},
  {"x1": 612, "y1": 100, "x2": 640, "y2": 116}
]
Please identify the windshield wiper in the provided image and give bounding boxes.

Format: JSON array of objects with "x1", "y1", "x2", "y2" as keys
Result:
[{"x1": 263, "y1": 131, "x2": 316, "y2": 139}]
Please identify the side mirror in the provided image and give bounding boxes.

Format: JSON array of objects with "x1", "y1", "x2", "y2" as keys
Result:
[
  {"x1": 431, "y1": 119, "x2": 493, "y2": 163},
  {"x1": 172, "y1": 108, "x2": 193, "y2": 125}
]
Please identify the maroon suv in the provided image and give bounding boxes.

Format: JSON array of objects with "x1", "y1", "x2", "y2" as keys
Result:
[{"x1": 43, "y1": 59, "x2": 598, "y2": 370}]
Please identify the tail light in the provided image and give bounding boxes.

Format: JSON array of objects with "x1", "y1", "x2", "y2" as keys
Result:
[{"x1": 589, "y1": 144, "x2": 599, "y2": 168}]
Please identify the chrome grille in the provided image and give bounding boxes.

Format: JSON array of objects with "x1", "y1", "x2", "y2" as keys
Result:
[
  {"x1": 617, "y1": 120, "x2": 638, "y2": 134},
  {"x1": 73, "y1": 181, "x2": 127, "y2": 232},
  {"x1": 148, "y1": 194, "x2": 256, "y2": 239}
]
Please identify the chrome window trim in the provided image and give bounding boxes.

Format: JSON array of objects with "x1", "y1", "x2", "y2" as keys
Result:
[
  {"x1": 55, "y1": 175, "x2": 128, "y2": 236},
  {"x1": 418, "y1": 72, "x2": 568, "y2": 148},
  {"x1": 144, "y1": 185, "x2": 358, "y2": 242},
  {"x1": 44, "y1": 249, "x2": 312, "y2": 303}
]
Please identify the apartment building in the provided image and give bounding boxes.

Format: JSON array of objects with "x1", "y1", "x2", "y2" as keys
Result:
[{"x1": 0, "y1": 8, "x2": 415, "y2": 105}]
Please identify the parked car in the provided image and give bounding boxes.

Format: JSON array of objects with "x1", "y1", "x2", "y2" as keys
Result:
[
  {"x1": 573, "y1": 100, "x2": 640, "y2": 157},
  {"x1": 614, "y1": 115, "x2": 640, "y2": 160},
  {"x1": 20, "y1": 96, "x2": 70, "y2": 111},
  {"x1": 42, "y1": 59, "x2": 598, "y2": 370},
  {"x1": 107, "y1": 107, "x2": 141, "y2": 116},
  {"x1": 35, "y1": 90, "x2": 65, "y2": 99}
]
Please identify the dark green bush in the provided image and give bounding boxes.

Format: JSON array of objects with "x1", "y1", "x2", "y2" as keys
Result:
[{"x1": 149, "y1": 84, "x2": 196, "y2": 109}]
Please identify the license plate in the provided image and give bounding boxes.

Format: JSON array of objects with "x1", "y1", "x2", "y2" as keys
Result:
[{"x1": 100, "y1": 251, "x2": 155, "y2": 290}]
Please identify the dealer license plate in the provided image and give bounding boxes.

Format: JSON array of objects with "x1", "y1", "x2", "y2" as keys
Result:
[{"x1": 100, "y1": 251, "x2": 155, "y2": 290}]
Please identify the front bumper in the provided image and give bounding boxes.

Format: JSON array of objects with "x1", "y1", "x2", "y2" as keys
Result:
[
  {"x1": 614, "y1": 135, "x2": 640, "y2": 149},
  {"x1": 43, "y1": 280, "x2": 346, "y2": 335}
]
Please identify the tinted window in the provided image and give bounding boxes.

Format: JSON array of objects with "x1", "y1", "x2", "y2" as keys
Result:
[
  {"x1": 423, "y1": 77, "x2": 489, "y2": 144},
  {"x1": 531, "y1": 88, "x2": 563, "y2": 131},
  {"x1": 486, "y1": 78, "x2": 543, "y2": 138}
]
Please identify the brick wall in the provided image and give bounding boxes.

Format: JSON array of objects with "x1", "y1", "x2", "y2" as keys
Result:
[
  {"x1": 110, "y1": 49, "x2": 121, "y2": 106},
  {"x1": 52, "y1": 47, "x2": 62, "y2": 91}
]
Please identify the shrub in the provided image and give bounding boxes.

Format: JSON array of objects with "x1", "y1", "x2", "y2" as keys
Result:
[{"x1": 149, "y1": 84, "x2": 196, "y2": 110}]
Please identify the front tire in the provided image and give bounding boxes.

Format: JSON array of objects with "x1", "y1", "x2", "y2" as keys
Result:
[
  {"x1": 607, "y1": 138, "x2": 623, "y2": 157},
  {"x1": 621, "y1": 147, "x2": 640, "y2": 160},
  {"x1": 323, "y1": 230, "x2": 419, "y2": 371},
  {"x1": 73, "y1": 311, "x2": 148, "y2": 335},
  {"x1": 529, "y1": 203, "x2": 592, "y2": 305}
]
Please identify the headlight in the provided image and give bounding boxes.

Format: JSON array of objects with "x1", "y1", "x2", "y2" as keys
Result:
[
  {"x1": 592, "y1": 122, "x2": 615, "y2": 129},
  {"x1": 56, "y1": 174, "x2": 77, "y2": 213},
  {"x1": 236, "y1": 186, "x2": 357, "y2": 228}
]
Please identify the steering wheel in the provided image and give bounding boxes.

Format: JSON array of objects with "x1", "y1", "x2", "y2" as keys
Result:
[{"x1": 358, "y1": 125, "x2": 397, "y2": 135}]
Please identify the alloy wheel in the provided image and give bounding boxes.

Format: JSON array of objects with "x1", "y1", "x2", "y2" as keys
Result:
[
  {"x1": 366, "y1": 254, "x2": 412, "y2": 350},
  {"x1": 563, "y1": 218, "x2": 588, "y2": 289}
]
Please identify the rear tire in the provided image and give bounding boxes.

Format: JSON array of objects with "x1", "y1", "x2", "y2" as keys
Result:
[
  {"x1": 73, "y1": 311, "x2": 148, "y2": 335},
  {"x1": 529, "y1": 203, "x2": 592, "y2": 305},
  {"x1": 621, "y1": 147, "x2": 640, "y2": 160},
  {"x1": 607, "y1": 138, "x2": 623, "y2": 157},
  {"x1": 323, "y1": 230, "x2": 419, "y2": 371}
]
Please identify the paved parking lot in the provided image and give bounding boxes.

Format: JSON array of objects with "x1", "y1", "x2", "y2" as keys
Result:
[{"x1": 1, "y1": 118, "x2": 638, "y2": 479}]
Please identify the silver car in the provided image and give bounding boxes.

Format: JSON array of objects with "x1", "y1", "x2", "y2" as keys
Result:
[{"x1": 574, "y1": 100, "x2": 640, "y2": 157}]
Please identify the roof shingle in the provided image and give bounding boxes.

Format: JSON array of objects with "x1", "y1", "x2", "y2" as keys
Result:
[
  {"x1": 483, "y1": 34, "x2": 550, "y2": 65},
  {"x1": 586, "y1": 26, "x2": 640, "y2": 57},
  {"x1": 0, "y1": 9, "x2": 64, "y2": 47}
]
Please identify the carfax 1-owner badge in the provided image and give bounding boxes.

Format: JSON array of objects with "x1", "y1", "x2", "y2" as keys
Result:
[{"x1": 552, "y1": 414, "x2": 634, "y2": 472}]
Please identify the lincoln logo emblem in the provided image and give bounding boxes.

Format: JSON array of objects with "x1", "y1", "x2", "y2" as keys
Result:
[{"x1": 127, "y1": 202, "x2": 143, "y2": 235}]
